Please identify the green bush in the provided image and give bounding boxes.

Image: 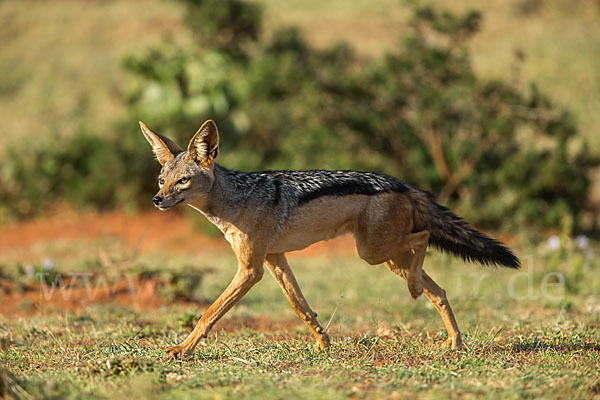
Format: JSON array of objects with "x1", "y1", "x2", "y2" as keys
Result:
[
  {"x1": 117, "y1": 1, "x2": 598, "y2": 231},
  {"x1": 0, "y1": 130, "x2": 155, "y2": 219},
  {"x1": 1, "y1": 1, "x2": 598, "y2": 233}
]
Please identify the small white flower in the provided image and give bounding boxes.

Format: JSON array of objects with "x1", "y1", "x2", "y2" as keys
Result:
[
  {"x1": 42, "y1": 258, "x2": 54, "y2": 270},
  {"x1": 575, "y1": 234, "x2": 589, "y2": 249},
  {"x1": 547, "y1": 235, "x2": 560, "y2": 251},
  {"x1": 25, "y1": 265, "x2": 35, "y2": 278}
]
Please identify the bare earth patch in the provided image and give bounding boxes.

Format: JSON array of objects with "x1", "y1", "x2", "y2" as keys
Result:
[
  {"x1": 0, "y1": 209, "x2": 357, "y2": 263},
  {"x1": 0, "y1": 210, "x2": 358, "y2": 319},
  {"x1": 0, "y1": 276, "x2": 165, "y2": 317}
]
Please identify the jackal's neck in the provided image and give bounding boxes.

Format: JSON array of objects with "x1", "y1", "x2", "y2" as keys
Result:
[
  {"x1": 211, "y1": 164, "x2": 250, "y2": 207},
  {"x1": 187, "y1": 164, "x2": 249, "y2": 226}
]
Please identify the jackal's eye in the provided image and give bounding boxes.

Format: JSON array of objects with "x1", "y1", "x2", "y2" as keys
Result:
[
  {"x1": 178, "y1": 177, "x2": 190, "y2": 184},
  {"x1": 158, "y1": 178, "x2": 165, "y2": 186}
]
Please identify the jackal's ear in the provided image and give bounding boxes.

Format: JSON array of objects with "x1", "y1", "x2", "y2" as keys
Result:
[
  {"x1": 139, "y1": 121, "x2": 183, "y2": 166},
  {"x1": 186, "y1": 120, "x2": 219, "y2": 166}
]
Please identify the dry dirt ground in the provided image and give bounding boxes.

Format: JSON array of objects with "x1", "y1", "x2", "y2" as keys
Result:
[
  {"x1": 0, "y1": 209, "x2": 356, "y2": 318},
  {"x1": 0, "y1": 209, "x2": 355, "y2": 261}
]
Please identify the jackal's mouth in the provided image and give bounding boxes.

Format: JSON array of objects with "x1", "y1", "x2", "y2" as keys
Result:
[{"x1": 157, "y1": 198, "x2": 185, "y2": 210}]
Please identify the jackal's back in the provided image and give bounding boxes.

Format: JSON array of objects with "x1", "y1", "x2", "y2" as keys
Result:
[{"x1": 218, "y1": 165, "x2": 409, "y2": 207}]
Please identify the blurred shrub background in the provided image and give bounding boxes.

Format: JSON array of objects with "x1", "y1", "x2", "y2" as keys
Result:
[{"x1": 0, "y1": 0, "x2": 598, "y2": 235}]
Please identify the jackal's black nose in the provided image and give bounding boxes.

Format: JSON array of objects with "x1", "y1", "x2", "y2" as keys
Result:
[{"x1": 152, "y1": 196, "x2": 163, "y2": 206}]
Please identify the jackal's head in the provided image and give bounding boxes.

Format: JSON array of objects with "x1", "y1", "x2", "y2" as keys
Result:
[{"x1": 139, "y1": 120, "x2": 219, "y2": 210}]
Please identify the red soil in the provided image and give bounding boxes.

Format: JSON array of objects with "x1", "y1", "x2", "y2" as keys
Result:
[
  {"x1": 0, "y1": 209, "x2": 516, "y2": 318},
  {"x1": 0, "y1": 209, "x2": 355, "y2": 318},
  {"x1": 0, "y1": 276, "x2": 164, "y2": 316},
  {"x1": 0, "y1": 209, "x2": 356, "y2": 259}
]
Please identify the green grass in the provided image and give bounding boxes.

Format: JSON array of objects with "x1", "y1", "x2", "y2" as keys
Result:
[{"x1": 2, "y1": 239, "x2": 599, "y2": 399}]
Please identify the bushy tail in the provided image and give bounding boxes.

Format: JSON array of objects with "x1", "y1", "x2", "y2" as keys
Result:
[{"x1": 412, "y1": 189, "x2": 520, "y2": 268}]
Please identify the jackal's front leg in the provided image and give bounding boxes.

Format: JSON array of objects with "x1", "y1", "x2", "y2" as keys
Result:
[
  {"x1": 166, "y1": 262, "x2": 264, "y2": 360},
  {"x1": 264, "y1": 253, "x2": 330, "y2": 350}
]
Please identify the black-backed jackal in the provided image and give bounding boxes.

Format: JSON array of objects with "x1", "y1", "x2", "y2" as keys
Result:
[{"x1": 140, "y1": 120, "x2": 519, "y2": 359}]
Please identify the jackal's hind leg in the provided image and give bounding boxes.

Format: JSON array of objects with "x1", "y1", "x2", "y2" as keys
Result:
[
  {"x1": 384, "y1": 258, "x2": 462, "y2": 350},
  {"x1": 420, "y1": 271, "x2": 462, "y2": 349},
  {"x1": 265, "y1": 253, "x2": 330, "y2": 350},
  {"x1": 404, "y1": 230, "x2": 430, "y2": 299}
]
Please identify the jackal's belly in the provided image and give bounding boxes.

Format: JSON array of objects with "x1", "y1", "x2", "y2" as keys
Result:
[
  {"x1": 268, "y1": 195, "x2": 367, "y2": 253},
  {"x1": 269, "y1": 218, "x2": 356, "y2": 253}
]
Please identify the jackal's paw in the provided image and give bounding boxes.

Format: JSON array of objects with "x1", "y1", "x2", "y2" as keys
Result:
[
  {"x1": 441, "y1": 337, "x2": 463, "y2": 350},
  {"x1": 315, "y1": 334, "x2": 331, "y2": 351},
  {"x1": 408, "y1": 285, "x2": 423, "y2": 299},
  {"x1": 165, "y1": 344, "x2": 193, "y2": 360}
]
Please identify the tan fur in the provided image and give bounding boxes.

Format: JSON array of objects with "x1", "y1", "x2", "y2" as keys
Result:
[
  {"x1": 386, "y1": 254, "x2": 462, "y2": 348},
  {"x1": 139, "y1": 120, "x2": 465, "y2": 360},
  {"x1": 186, "y1": 120, "x2": 219, "y2": 167},
  {"x1": 265, "y1": 254, "x2": 330, "y2": 350},
  {"x1": 139, "y1": 122, "x2": 183, "y2": 165}
]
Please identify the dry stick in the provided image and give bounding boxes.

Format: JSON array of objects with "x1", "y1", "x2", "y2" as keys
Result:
[{"x1": 325, "y1": 293, "x2": 344, "y2": 331}]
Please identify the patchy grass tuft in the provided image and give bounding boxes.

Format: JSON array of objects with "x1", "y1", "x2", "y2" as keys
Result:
[{"x1": 1, "y1": 239, "x2": 599, "y2": 398}]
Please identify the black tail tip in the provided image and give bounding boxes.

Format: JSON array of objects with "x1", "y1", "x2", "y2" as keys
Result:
[{"x1": 491, "y1": 245, "x2": 520, "y2": 269}]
